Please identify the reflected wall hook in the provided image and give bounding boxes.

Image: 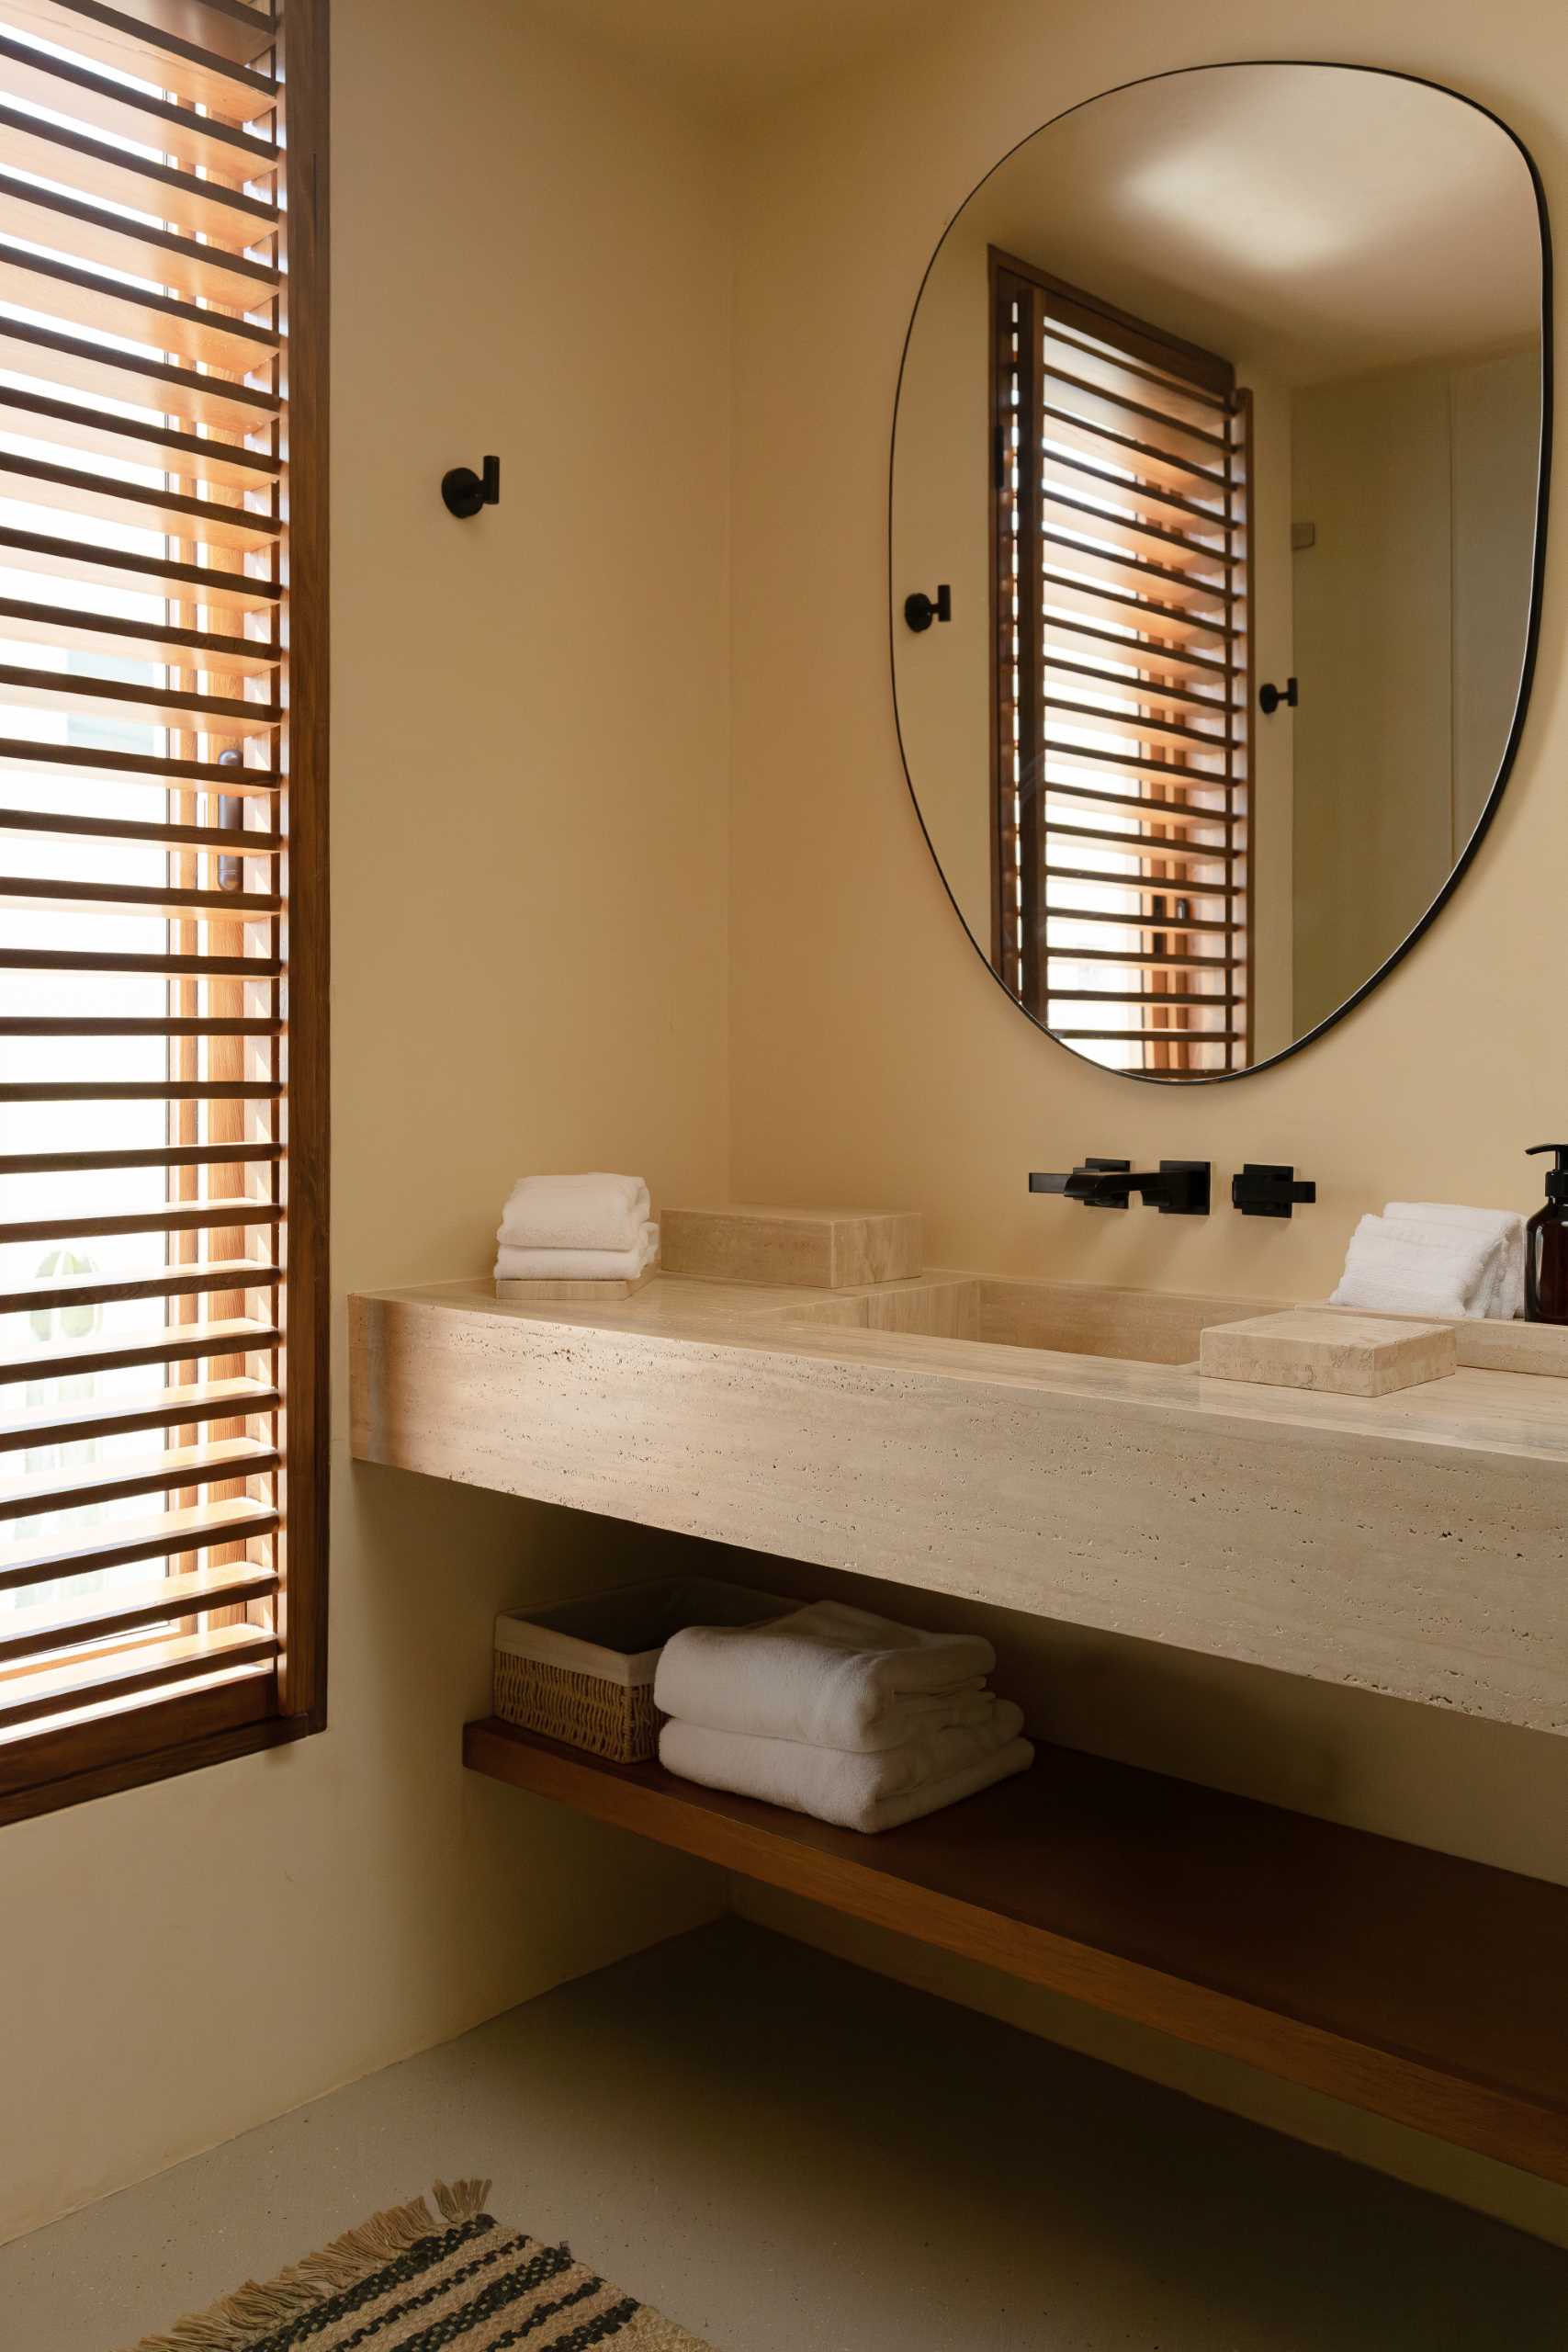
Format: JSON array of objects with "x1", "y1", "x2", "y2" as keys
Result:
[
  {"x1": 904, "y1": 584, "x2": 952, "y2": 632},
  {"x1": 1258, "y1": 675, "x2": 1297, "y2": 716},
  {"x1": 442, "y1": 454, "x2": 500, "y2": 519}
]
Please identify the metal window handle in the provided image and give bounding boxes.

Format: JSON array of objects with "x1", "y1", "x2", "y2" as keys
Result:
[
  {"x1": 442, "y1": 454, "x2": 500, "y2": 519},
  {"x1": 904, "y1": 584, "x2": 952, "y2": 632},
  {"x1": 1258, "y1": 676, "x2": 1298, "y2": 716}
]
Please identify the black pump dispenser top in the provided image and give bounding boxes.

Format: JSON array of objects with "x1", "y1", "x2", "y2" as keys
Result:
[{"x1": 1528, "y1": 1144, "x2": 1568, "y2": 1204}]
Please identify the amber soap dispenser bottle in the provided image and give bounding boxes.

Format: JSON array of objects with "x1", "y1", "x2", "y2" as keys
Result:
[{"x1": 1525, "y1": 1146, "x2": 1568, "y2": 1323}]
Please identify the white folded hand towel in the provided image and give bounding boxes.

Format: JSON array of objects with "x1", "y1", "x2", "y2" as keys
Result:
[
  {"x1": 1329, "y1": 1214, "x2": 1488, "y2": 1319},
  {"x1": 1330, "y1": 1207, "x2": 1523, "y2": 1322},
  {"x1": 1384, "y1": 1202, "x2": 1526, "y2": 1321},
  {"x1": 495, "y1": 1222, "x2": 658, "y2": 1282},
  {"x1": 498, "y1": 1172, "x2": 651, "y2": 1253},
  {"x1": 654, "y1": 1598, "x2": 998, "y2": 1753},
  {"x1": 660, "y1": 1705, "x2": 1032, "y2": 1834}
]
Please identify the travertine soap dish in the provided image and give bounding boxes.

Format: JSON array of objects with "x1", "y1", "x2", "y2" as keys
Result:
[{"x1": 1199, "y1": 1308, "x2": 1458, "y2": 1397}]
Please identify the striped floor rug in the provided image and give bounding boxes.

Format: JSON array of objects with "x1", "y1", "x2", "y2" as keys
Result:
[{"x1": 120, "y1": 2179, "x2": 714, "y2": 2352}]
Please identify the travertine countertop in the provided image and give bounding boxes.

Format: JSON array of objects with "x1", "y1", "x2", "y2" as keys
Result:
[{"x1": 351, "y1": 1272, "x2": 1568, "y2": 1735}]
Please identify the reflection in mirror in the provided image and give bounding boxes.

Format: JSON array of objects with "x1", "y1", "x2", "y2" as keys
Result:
[{"x1": 892, "y1": 65, "x2": 1547, "y2": 1080}]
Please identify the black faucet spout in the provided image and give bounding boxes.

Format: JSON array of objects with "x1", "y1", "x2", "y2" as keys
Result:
[{"x1": 1029, "y1": 1159, "x2": 1211, "y2": 1216}]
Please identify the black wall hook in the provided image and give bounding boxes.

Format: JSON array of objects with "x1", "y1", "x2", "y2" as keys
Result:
[
  {"x1": 1258, "y1": 675, "x2": 1298, "y2": 716},
  {"x1": 904, "y1": 584, "x2": 952, "y2": 632},
  {"x1": 442, "y1": 454, "x2": 500, "y2": 519}
]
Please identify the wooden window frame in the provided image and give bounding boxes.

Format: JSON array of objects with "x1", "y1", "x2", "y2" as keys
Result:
[
  {"x1": 0, "y1": 0, "x2": 331, "y2": 1826},
  {"x1": 989, "y1": 247, "x2": 1252, "y2": 1077}
]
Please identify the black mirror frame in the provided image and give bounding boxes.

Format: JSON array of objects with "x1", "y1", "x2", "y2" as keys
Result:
[{"x1": 888, "y1": 60, "x2": 1553, "y2": 1085}]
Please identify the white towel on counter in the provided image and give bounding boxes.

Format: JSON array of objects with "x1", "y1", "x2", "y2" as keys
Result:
[
  {"x1": 660, "y1": 1705, "x2": 1033, "y2": 1834},
  {"x1": 654, "y1": 1598, "x2": 998, "y2": 1753},
  {"x1": 498, "y1": 1172, "x2": 651, "y2": 1253},
  {"x1": 1384, "y1": 1202, "x2": 1526, "y2": 1321},
  {"x1": 1330, "y1": 1205, "x2": 1524, "y2": 1322},
  {"x1": 495, "y1": 1222, "x2": 658, "y2": 1282}
]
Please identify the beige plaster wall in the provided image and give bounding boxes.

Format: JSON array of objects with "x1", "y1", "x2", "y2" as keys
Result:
[
  {"x1": 0, "y1": 0, "x2": 732, "y2": 2246},
  {"x1": 728, "y1": 0, "x2": 1568, "y2": 2237}
]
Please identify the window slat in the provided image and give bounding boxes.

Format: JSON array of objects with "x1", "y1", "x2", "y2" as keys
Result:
[
  {"x1": 1043, "y1": 487, "x2": 1236, "y2": 575},
  {"x1": 0, "y1": 245, "x2": 278, "y2": 382},
  {"x1": 0, "y1": 1442, "x2": 279, "y2": 1527},
  {"x1": 0, "y1": 1199, "x2": 281, "y2": 1243},
  {"x1": 0, "y1": 877, "x2": 281, "y2": 920},
  {"x1": 1042, "y1": 697, "x2": 1235, "y2": 756},
  {"x1": 0, "y1": 1498, "x2": 277, "y2": 1598},
  {"x1": 0, "y1": 387, "x2": 280, "y2": 499},
  {"x1": 0, "y1": 1256, "x2": 281, "y2": 1315},
  {"x1": 0, "y1": 450, "x2": 280, "y2": 553},
  {"x1": 0, "y1": 741, "x2": 279, "y2": 796},
  {"x1": 1042, "y1": 614, "x2": 1236, "y2": 689},
  {"x1": 0, "y1": 1317, "x2": 280, "y2": 1387},
  {"x1": 0, "y1": 173, "x2": 277, "y2": 311},
  {"x1": 0, "y1": 599, "x2": 278, "y2": 683},
  {"x1": 0, "y1": 1559, "x2": 279, "y2": 1659},
  {"x1": 1042, "y1": 658, "x2": 1230, "y2": 722},
  {"x1": 0, "y1": 28, "x2": 276, "y2": 178},
  {"x1": 0, "y1": 804, "x2": 282, "y2": 856},
  {"x1": 0, "y1": 1136, "x2": 283, "y2": 1176},
  {"x1": 0, "y1": 1624, "x2": 278, "y2": 1731},
  {"x1": 1042, "y1": 776, "x2": 1235, "y2": 826},
  {"x1": 1043, "y1": 817, "x2": 1241, "y2": 865},
  {"x1": 1048, "y1": 864, "x2": 1243, "y2": 899},
  {"x1": 0, "y1": 314, "x2": 279, "y2": 436},
  {"x1": 0, "y1": 671, "x2": 279, "y2": 741},
  {"x1": 0, "y1": 98, "x2": 278, "y2": 247},
  {"x1": 0, "y1": 1375, "x2": 281, "y2": 1454},
  {"x1": 1041, "y1": 362, "x2": 1228, "y2": 459},
  {"x1": 1042, "y1": 536, "x2": 1230, "y2": 624},
  {"x1": 0, "y1": 521, "x2": 280, "y2": 615},
  {"x1": 0, "y1": 0, "x2": 279, "y2": 115}
]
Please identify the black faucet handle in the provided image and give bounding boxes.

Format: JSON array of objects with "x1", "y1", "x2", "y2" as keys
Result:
[
  {"x1": 1232, "y1": 1162, "x2": 1316, "y2": 1219},
  {"x1": 1151, "y1": 1159, "x2": 1211, "y2": 1217}
]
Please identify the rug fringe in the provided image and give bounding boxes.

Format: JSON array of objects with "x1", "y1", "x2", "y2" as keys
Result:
[{"x1": 117, "y1": 2178, "x2": 494, "y2": 2352}]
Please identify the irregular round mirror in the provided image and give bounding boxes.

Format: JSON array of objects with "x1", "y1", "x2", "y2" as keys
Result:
[{"x1": 892, "y1": 64, "x2": 1548, "y2": 1080}]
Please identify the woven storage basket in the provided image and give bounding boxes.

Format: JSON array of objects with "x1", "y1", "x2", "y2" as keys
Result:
[{"x1": 494, "y1": 1577, "x2": 787, "y2": 1763}]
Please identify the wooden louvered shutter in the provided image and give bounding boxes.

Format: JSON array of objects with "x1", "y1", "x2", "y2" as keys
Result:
[
  {"x1": 991, "y1": 250, "x2": 1251, "y2": 1077},
  {"x1": 0, "y1": 0, "x2": 327, "y2": 1823}
]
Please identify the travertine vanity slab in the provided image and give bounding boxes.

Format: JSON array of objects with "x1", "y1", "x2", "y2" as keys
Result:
[{"x1": 350, "y1": 1271, "x2": 1568, "y2": 1736}]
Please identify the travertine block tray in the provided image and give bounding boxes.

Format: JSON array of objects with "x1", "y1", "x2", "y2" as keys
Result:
[
  {"x1": 496, "y1": 1262, "x2": 658, "y2": 1303},
  {"x1": 660, "y1": 1204, "x2": 921, "y2": 1289},
  {"x1": 1201, "y1": 1308, "x2": 1457, "y2": 1396}
]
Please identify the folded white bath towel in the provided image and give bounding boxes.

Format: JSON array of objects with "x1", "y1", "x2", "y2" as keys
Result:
[
  {"x1": 1383, "y1": 1202, "x2": 1526, "y2": 1321},
  {"x1": 495, "y1": 1222, "x2": 658, "y2": 1283},
  {"x1": 498, "y1": 1172, "x2": 651, "y2": 1253},
  {"x1": 654, "y1": 1598, "x2": 998, "y2": 1753},
  {"x1": 1330, "y1": 1205, "x2": 1525, "y2": 1322},
  {"x1": 660, "y1": 1705, "x2": 1032, "y2": 1834}
]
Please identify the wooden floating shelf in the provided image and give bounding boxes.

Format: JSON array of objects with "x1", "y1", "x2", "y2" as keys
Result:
[{"x1": 465, "y1": 1716, "x2": 1568, "y2": 2188}]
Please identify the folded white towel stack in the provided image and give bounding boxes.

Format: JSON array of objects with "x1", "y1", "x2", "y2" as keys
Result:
[
  {"x1": 1330, "y1": 1202, "x2": 1526, "y2": 1323},
  {"x1": 654, "y1": 1599, "x2": 1033, "y2": 1834},
  {"x1": 494, "y1": 1173, "x2": 658, "y2": 1283}
]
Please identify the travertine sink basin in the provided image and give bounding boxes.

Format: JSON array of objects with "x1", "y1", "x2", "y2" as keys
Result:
[{"x1": 775, "y1": 1272, "x2": 1275, "y2": 1365}]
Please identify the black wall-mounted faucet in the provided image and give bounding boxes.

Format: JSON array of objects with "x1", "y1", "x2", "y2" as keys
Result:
[
  {"x1": 1030, "y1": 1159, "x2": 1211, "y2": 1216},
  {"x1": 1231, "y1": 1163, "x2": 1316, "y2": 1219}
]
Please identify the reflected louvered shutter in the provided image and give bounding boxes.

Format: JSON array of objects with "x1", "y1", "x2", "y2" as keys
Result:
[
  {"x1": 0, "y1": 0, "x2": 327, "y2": 1818},
  {"x1": 992, "y1": 252, "x2": 1251, "y2": 1076}
]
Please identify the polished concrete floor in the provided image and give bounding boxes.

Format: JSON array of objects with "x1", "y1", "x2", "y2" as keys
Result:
[{"x1": 8, "y1": 1917, "x2": 1568, "y2": 2350}]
